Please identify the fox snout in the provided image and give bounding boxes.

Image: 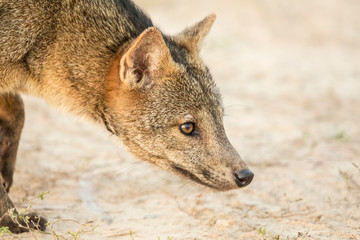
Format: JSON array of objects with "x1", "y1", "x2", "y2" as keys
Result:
[
  {"x1": 164, "y1": 131, "x2": 254, "y2": 191},
  {"x1": 169, "y1": 154, "x2": 254, "y2": 191}
]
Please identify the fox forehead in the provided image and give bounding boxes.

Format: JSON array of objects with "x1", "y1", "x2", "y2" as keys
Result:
[{"x1": 164, "y1": 37, "x2": 223, "y2": 111}]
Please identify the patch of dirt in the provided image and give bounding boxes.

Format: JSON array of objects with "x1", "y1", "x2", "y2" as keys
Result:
[{"x1": 7, "y1": 0, "x2": 360, "y2": 239}]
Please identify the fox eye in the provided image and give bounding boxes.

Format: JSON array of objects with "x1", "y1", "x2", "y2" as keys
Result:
[{"x1": 179, "y1": 122, "x2": 195, "y2": 135}]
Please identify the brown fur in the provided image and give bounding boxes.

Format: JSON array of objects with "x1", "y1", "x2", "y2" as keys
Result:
[{"x1": 0, "y1": 0, "x2": 253, "y2": 232}]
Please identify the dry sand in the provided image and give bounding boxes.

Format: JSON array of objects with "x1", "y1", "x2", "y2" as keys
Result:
[{"x1": 5, "y1": 0, "x2": 360, "y2": 239}]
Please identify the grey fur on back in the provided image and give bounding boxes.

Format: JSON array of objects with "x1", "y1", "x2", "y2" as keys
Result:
[{"x1": 0, "y1": 0, "x2": 153, "y2": 64}]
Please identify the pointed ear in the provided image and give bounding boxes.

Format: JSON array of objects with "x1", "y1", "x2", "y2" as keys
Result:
[
  {"x1": 119, "y1": 27, "x2": 173, "y2": 89},
  {"x1": 174, "y1": 14, "x2": 216, "y2": 53}
]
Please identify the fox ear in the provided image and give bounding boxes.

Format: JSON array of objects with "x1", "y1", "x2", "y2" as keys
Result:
[
  {"x1": 119, "y1": 27, "x2": 173, "y2": 89},
  {"x1": 174, "y1": 14, "x2": 216, "y2": 53}
]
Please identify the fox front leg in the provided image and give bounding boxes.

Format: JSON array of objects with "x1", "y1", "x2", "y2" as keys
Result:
[
  {"x1": 0, "y1": 93, "x2": 47, "y2": 233},
  {"x1": 0, "y1": 93, "x2": 24, "y2": 192}
]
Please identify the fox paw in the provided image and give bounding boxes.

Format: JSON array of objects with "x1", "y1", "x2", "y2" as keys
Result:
[{"x1": 0, "y1": 212, "x2": 47, "y2": 233}]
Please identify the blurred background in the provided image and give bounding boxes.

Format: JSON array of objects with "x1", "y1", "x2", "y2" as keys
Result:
[{"x1": 12, "y1": 0, "x2": 360, "y2": 239}]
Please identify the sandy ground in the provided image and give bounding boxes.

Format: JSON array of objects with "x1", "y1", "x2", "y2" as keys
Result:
[{"x1": 5, "y1": 0, "x2": 360, "y2": 239}]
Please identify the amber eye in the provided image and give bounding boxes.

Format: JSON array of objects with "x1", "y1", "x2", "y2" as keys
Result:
[{"x1": 179, "y1": 122, "x2": 195, "y2": 135}]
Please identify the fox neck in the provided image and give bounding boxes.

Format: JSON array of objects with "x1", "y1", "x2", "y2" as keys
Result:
[{"x1": 22, "y1": 40, "x2": 130, "y2": 129}]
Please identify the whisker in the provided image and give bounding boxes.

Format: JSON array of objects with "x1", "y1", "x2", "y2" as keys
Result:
[
  {"x1": 113, "y1": 161, "x2": 148, "y2": 180},
  {"x1": 113, "y1": 161, "x2": 142, "y2": 176}
]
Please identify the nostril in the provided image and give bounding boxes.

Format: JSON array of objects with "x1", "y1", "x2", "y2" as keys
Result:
[{"x1": 234, "y1": 169, "x2": 254, "y2": 188}]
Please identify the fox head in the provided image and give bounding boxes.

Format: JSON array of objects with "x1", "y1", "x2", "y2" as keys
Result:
[{"x1": 104, "y1": 14, "x2": 253, "y2": 191}]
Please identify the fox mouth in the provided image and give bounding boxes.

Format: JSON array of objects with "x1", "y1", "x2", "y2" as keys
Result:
[{"x1": 170, "y1": 164, "x2": 216, "y2": 189}]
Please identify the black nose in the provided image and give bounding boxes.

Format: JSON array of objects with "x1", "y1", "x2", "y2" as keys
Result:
[{"x1": 234, "y1": 169, "x2": 254, "y2": 188}]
